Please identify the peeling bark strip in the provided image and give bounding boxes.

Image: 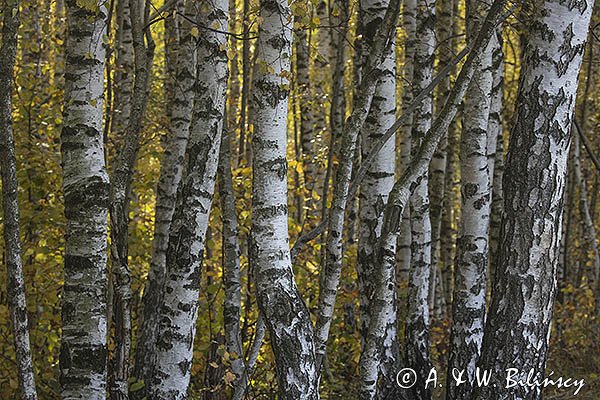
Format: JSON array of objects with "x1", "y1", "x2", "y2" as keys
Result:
[
  {"x1": 59, "y1": 1, "x2": 109, "y2": 399},
  {"x1": 314, "y1": 0, "x2": 401, "y2": 373},
  {"x1": 407, "y1": 1, "x2": 435, "y2": 399},
  {"x1": 251, "y1": 0, "x2": 319, "y2": 398},
  {"x1": 132, "y1": 0, "x2": 195, "y2": 395},
  {"x1": 446, "y1": 1, "x2": 495, "y2": 399},
  {"x1": 472, "y1": 1, "x2": 594, "y2": 400},
  {"x1": 359, "y1": 2, "x2": 507, "y2": 399},
  {"x1": 0, "y1": 2, "x2": 38, "y2": 399},
  {"x1": 151, "y1": 1, "x2": 229, "y2": 398},
  {"x1": 356, "y1": 0, "x2": 398, "y2": 390}
]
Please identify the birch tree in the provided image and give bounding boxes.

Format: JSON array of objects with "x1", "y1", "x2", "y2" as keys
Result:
[
  {"x1": 359, "y1": 2, "x2": 507, "y2": 398},
  {"x1": 108, "y1": 1, "x2": 154, "y2": 398},
  {"x1": 250, "y1": 0, "x2": 318, "y2": 397},
  {"x1": 132, "y1": 1, "x2": 196, "y2": 395},
  {"x1": 0, "y1": 2, "x2": 38, "y2": 399},
  {"x1": 472, "y1": 2, "x2": 594, "y2": 399},
  {"x1": 356, "y1": 0, "x2": 398, "y2": 388},
  {"x1": 314, "y1": 0, "x2": 401, "y2": 373},
  {"x1": 446, "y1": 1, "x2": 496, "y2": 398},
  {"x1": 59, "y1": 1, "x2": 109, "y2": 398},
  {"x1": 428, "y1": 0, "x2": 454, "y2": 317},
  {"x1": 397, "y1": 0, "x2": 416, "y2": 283},
  {"x1": 407, "y1": 1, "x2": 435, "y2": 397},
  {"x1": 150, "y1": 1, "x2": 229, "y2": 398}
]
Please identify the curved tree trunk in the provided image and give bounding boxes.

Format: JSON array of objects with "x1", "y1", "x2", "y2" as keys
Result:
[
  {"x1": 0, "y1": 2, "x2": 38, "y2": 399},
  {"x1": 472, "y1": 2, "x2": 593, "y2": 399},
  {"x1": 131, "y1": 1, "x2": 195, "y2": 396},
  {"x1": 59, "y1": 1, "x2": 109, "y2": 398},
  {"x1": 150, "y1": 1, "x2": 229, "y2": 398},
  {"x1": 250, "y1": 0, "x2": 318, "y2": 398}
]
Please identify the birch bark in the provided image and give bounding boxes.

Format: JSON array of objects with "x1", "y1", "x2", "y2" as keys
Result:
[
  {"x1": 446, "y1": 1, "x2": 496, "y2": 398},
  {"x1": 218, "y1": 129, "x2": 244, "y2": 381},
  {"x1": 59, "y1": 1, "x2": 109, "y2": 398},
  {"x1": 151, "y1": 1, "x2": 228, "y2": 398},
  {"x1": 356, "y1": 0, "x2": 398, "y2": 388},
  {"x1": 359, "y1": 2, "x2": 506, "y2": 398},
  {"x1": 108, "y1": 1, "x2": 154, "y2": 398},
  {"x1": 0, "y1": 2, "x2": 38, "y2": 398},
  {"x1": 472, "y1": 2, "x2": 593, "y2": 399},
  {"x1": 396, "y1": 0, "x2": 416, "y2": 283},
  {"x1": 407, "y1": 1, "x2": 435, "y2": 397},
  {"x1": 488, "y1": 28, "x2": 505, "y2": 279},
  {"x1": 250, "y1": 0, "x2": 318, "y2": 397},
  {"x1": 428, "y1": 0, "x2": 454, "y2": 317},
  {"x1": 314, "y1": 0, "x2": 401, "y2": 372},
  {"x1": 132, "y1": 1, "x2": 195, "y2": 395}
]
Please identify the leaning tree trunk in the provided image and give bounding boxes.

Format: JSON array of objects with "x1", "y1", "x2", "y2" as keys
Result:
[
  {"x1": 446, "y1": 1, "x2": 496, "y2": 399},
  {"x1": 356, "y1": 0, "x2": 398, "y2": 391},
  {"x1": 406, "y1": 1, "x2": 435, "y2": 398},
  {"x1": 250, "y1": 0, "x2": 318, "y2": 397},
  {"x1": 59, "y1": 1, "x2": 109, "y2": 399},
  {"x1": 131, "y1": 2, "x2": 195, "y2": 396},
  {"x1": 150, "y1": 1, "x2": 229, "y2": 398},
  {"x1": 108, "y1": 1, "x2": 154, "y2": 398},
  {"x1": 358, "y1": 2, "x2": 506, "y2": 398},
  {"x1": 471, "y1": 1, "x2": 593, "y2": 400},
  {"x1": 313, "y1": 0, "x2": 401, "y2": 374},
  {"x1": 0, "y1": 2, "x2": 38, "y2": 399}
]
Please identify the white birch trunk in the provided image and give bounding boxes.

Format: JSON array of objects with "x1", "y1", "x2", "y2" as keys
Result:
[
  {"x1": 150, "y1": 1, "x2": 228, "y2": 398},
  {"x1": 406, "y1": 1, "x2": 435, "y2": 398},
  {"x1": 472, "y1": 2, "x2": 594, "y2": 399},
  {"x1": 314, "y1": 0, "x2": 401, "y2": 372},
  {"x1": 250, "y1": 0, "x2": 318, "y2": 398},
  {"x1": 428, "y1": 0, "x2": 454, "y2": 317},
  {"x1": 59, "y1": 1, "x2": 109, "y2": 398},
  {"x1": 132, "y1": 1, "x2": 196, "y2": 394},
  {"x1": 446, "y1": 1, "x2": 495, "y2": 398},
  {"x1": 358, "y1": 3, "x2": 506, "y2": 398},
  {"x1": 356, "y1": 0, "x2": 398, "y2": 390}
]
